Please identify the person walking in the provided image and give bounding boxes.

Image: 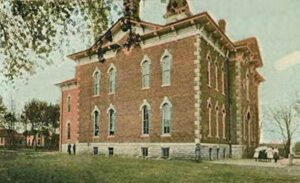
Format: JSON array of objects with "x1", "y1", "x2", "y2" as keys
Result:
[
  {"x1": 273, "y1": 148, "x2": 279, "y2": 163},
  {"x1": 73, "y1": 144, "x2": 76, "y2": 155},
  {"x1": 67, "y1": 143, "x2": 72, "y2": 155}
]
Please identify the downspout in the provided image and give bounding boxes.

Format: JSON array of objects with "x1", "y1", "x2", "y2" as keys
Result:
[{"x1": 59, "y1": 89, "x2": 63, "y2": 152}]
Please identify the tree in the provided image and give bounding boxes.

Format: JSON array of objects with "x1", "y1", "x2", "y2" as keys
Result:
[
  {"x1": 266, "y1": 103, "x2": 300, "y2": 157},
  {"x1": 22, "y1": 99, "x2": 48, "y2": 150},
  {"x1": 21, "y1": 99, "x2": 60, "y2": 150},
  {"x1": 0, "y1": 96, "x2": 7, "y2": 125},
  {"x1": 3, "y1": 112, "x2": 18, "y2": 149},
  {"x1": 0, "y1": 0, "x2": 120, "y2": 81}
]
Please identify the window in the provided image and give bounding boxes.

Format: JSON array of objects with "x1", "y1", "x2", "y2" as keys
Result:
[
  {"x1": 93, "y1": 147, "x2": 99, "y2": 155},
  {"x1": 215, "y1": 103, "x2": 219, "y2": 138},
  {"x1": 94, "y1": 110, "x2": 100, "y2": 136},
  {"x1": 0, "y1": 138, "x2": 2, "y2": 144},
  {"x1": 246, "y1": 70, "x2": 250, "y2": 100},
  {"x1": 161, "y1": 148, "x2": 169, "y2": 159},
  {"x1": 141, "y1": 147, "x2": 148, "y2": 157},
  {"x1": 37, "y1": 139, "x2": 41, "y2": 146},
  {"x1": 247, "y1": 112, "x2": 251, "y2": 145},
  {"x1": 142, "y1": 60, "x2": 150, "y2": 88},
  {"x1": 67, "y1": 122, "x2": 71, "y2": 140},
  {"x1": 162, "y1": 102, "x2": 171, "y2": 135},
  {"x1": 93, "y1": 70, "x2": 100, "y2": 95},
  {"x1": 215, "y1": 62, "x2": 218, "y2": 90},
  {"x1": 222, "y1": 66, "x2": 225, "y2": 94},
  {"x1": 162, "y1": 55, "x2": 171, "y2": 86},
  {"x1": 207, "y1": 98, "x2": 212, "y2": 137},
  {"x1": 209, "y1": 148, "x2": 212, "y2": 160},
  {"x1": 142, "y1": 105, "x2": 150, "y2": 135},
  {"x1": 108, "y1": 65, "x2": 116, "y2": 94},
  {"x1": 67, "y1": 96, "x2": 71, "y2": 112},
  {"x1": 207, "y1": 52, "x2": 211, "y2": 86},
  {"x1": 222, "y1": 106, "x2": 226, "y2": 139},
  {"x1": 109, "y1": 108, "x2": 116, "y2": 136},
  {"x1": 108, "y1": 147, "x2": 114, "y2": 156}
]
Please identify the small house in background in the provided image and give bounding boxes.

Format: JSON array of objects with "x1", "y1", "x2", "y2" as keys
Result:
[
  {"x1": 26, "y1": 134, "x2": 45, "y2": 147},
  {"x1": 0, "y1": 126, "x2": 26, "y2": 147}
]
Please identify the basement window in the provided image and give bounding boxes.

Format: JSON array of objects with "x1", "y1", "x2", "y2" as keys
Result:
[
  {"x1": 108, "y1": 147, "x2": 114, "y2": 156},
  {"x1": 141, "y1": 147, "x2": 148, "y2": 157},
  {"x1": 93, "y1": 147, "x2": 99, "y2": 155},
  {"x1": 161, "y1": 148, "x2": 170, "y2": 159}
]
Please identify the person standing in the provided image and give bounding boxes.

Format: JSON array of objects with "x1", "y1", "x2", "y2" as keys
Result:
[
  {"x1": 273, "y1": 148, "x2": 279, "y2": 163},
  {"x1": 73, "y1": 144, "x2": 76, "y2": 155},
  {"x1": 67, "y1": 143, "x2": 71, "y2": 155}
]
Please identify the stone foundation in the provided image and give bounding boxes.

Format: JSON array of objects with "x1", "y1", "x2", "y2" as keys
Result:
[{"x1": 62, "y1": 142, "x2": 238, "y2": 160}]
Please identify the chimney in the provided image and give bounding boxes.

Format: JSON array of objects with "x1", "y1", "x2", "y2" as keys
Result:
[
  {"x1": 218, "y1": 19, "x2": 227, "y2": 33},
  {"x1": 123, "y1": 0, "x2": 141, "y2": 20}
]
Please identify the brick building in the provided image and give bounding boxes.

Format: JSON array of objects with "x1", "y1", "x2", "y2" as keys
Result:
[{"x1": 57, "y1": 0, "x2": 264, "y2": 159}]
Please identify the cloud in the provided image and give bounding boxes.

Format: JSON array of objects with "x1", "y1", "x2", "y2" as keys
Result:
[{"x1": 275, "y1": 51, "x2": 300, "y2": 71}]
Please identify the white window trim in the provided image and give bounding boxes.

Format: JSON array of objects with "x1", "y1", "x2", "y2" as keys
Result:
[
  {"x1": 107, "y1": 104, "x2": 116, "y2": 136},
  {"x1": 215, "y1": 101, "x2": 220, "y2": 138},
  {"x1": 139, "y1": 99, "x2": 151, "y2": 136},
  {"x1": 160, "y1": 49, "x2": 172, "y2": 87},
  {"x1": 207, "y1": 97, "x2": 212, "y2": 137},
  {"x1": 246, "y1": 69, "x2": 250, "y2": 101},
  {"x1": 221, "y1": 64, "x2": 225, "y2": 95},
  {"x1": 107, "y1": 63, "x2": 117, "y2": 94},
  {"x1": 222, "y1": 104, "x2": 226, "y2": 139},
  {"x1": 206, "y1": 51, "x2": 212, "y2": 87},
  {"x1": 92, "y1": 67, "x2": 101, "y2": 96},
  {"x1": 141, "y1": 55, "x2": 151, "y2": 89},
  {"x1": 91, "y1": 106, "x2": 101, "y2": 137},
  {"x1": 160, "y1": 97, "x2": 172, "y2": 135},
  {"x1": 66, "y1": 121, "x2": 71, "y2": 140},
  {"x1": 215, "y1": 60, "x2": 218, "y2": 91},
  {"x1": 66, "y1": 95, "x2": 71, "y2": 112}
]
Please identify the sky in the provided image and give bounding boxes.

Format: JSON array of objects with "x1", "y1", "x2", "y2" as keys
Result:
[{"x1": 1, "y1": 0, "x2": 300, "y2": 143}]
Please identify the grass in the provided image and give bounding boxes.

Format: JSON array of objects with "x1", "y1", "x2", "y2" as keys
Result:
[{"x1": 0, "y1": 152, "x2": 299, "y2": 183}]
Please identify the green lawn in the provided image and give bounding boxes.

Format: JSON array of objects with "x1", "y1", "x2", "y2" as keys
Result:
[{"x1": 0, "y1": 152, "x2": 299, "y2": 183}]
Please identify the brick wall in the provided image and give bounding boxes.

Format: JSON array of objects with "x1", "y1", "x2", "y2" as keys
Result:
[{"x1": 76, "y1": 36, "x2": 197, "y2": 144}]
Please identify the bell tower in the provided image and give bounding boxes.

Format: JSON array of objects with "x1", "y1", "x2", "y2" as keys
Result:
[{"x1": 165, "y1": 0, "x2": 192, "y2": 23}]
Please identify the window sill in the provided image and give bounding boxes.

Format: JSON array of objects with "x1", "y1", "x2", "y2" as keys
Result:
[
  {"x1": 141, "y1": 87, "x2": 150, "y2": 90},
  {"x1": 107, "y1": 135, "x2": 115, "y2": 138},
  {"x1": 161, "y1": 84, "x2": 171, "y2": 87},
  {"x1": 207, "y1": 135, "x2": 212, "y2": 138},
  {"x1": 92, "y1": 95, "x2": 100, "y2": 98},
  {"x1": 160, "y1": 134, "x2": 171, "y2": 137},
  {"x1": 140, "y1": 134, "x2": 150, "y2": 138},
  {"x1": 93, "y1": 136, "x2": 100, "y2": 138},
  {"x1": 108, "y1": 92, "x2": 115, "y2": 95},
  {"x1": 207, "y1": 84, "x2": 212, "y2": 88}
]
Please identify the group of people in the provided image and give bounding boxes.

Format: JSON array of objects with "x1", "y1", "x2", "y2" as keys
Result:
[
  {"x1": 254, "y1": 147, "x2": 279, "y2": 163},
  {"x1": 67, "y1": 143, "x2": 76, "y2": 155}
]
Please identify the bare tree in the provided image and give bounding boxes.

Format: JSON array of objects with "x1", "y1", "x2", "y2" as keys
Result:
[{"x1": 266, "y1": 103, "x2": 300, "y2": 157}]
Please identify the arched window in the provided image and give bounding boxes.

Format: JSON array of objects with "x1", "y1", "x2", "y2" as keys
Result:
[
  {"x1": 67, "y1": 122, "x2": 71, "y2": 140},
  {"x1": 222, "y1": 105, "x2": 226, "y2": 139},
  {"x1": 207, "y1": 98, "x2": 212, "y2": 137},
  {"x1": 93, "y1": 70, "x2": 100, "y2": 95},
  {"x1": 247, "y1": 112, "x2": 251, "y2": 145},
  {"x1": 67, "y1": 96, "x2": 71, "y2": 112},
  {"x1": 215, "y1": 61, "x2": 218, "y2": 90},
  {"x1": 94, "y1": 110, "x2": 100, "y2": 136},
  {"x1": 108, "y1": 65, "x2": 116, "y2": 94},
  {"x1": 162, "y1": 56, "x2": 171, "y2": 86},
  {"x1": 108, "y1": 108, "x2": 116, "y2": 136},
  {"x1": 246, "y1": 70, "x2": 250, "y2": 100},
  {"x1": 222, "y1": 65, "x2": 225, "y2": 94},
  {"x1": 142, "y1": 60, "x2": 150, "y2": 88},
  {"x1": 215, "y1": 102, "x2": 219, "y2": 138},
  {"x1": 207, "y1": 52, "x2": 211, "y2": 86},
  {"x1": 142, "y1": 105, "x2": 150, "y2": 135},
  {"x1": 162, "y1": 103, "x2": 171, "y2": 134},
  {"x1": 160, "y1": 97, "x2": 172, "y2": 135}
]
